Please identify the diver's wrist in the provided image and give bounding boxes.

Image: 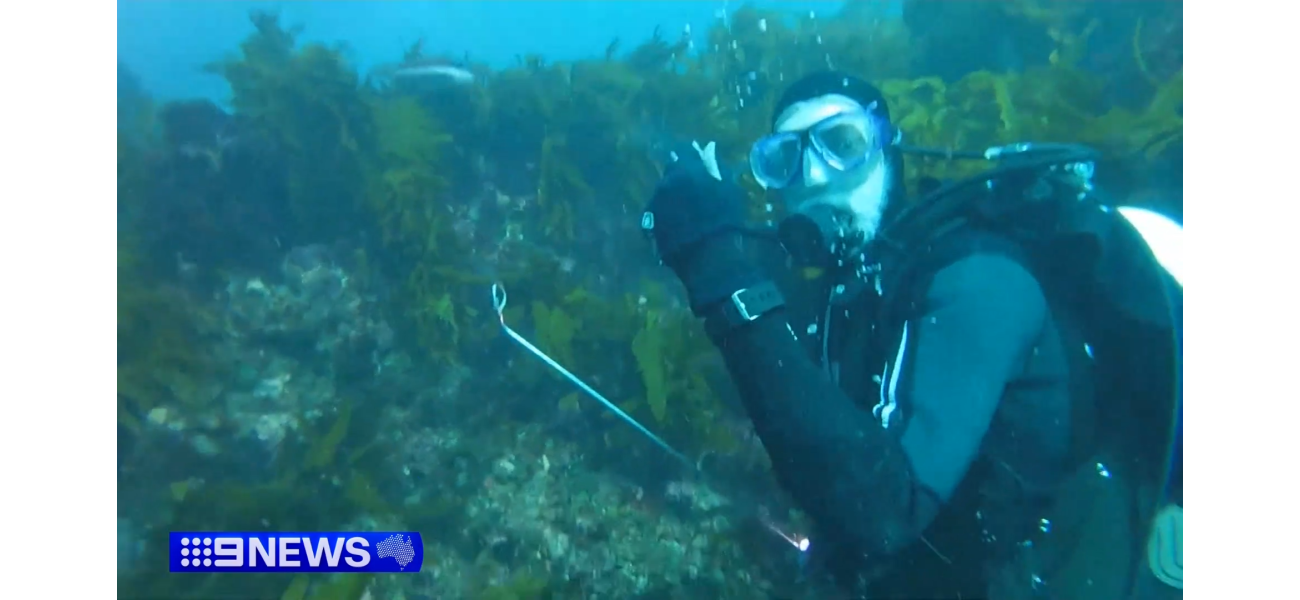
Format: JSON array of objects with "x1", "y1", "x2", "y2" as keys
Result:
[{"x1": 701, "y1": 280, "x2": 785, "y2": 339}]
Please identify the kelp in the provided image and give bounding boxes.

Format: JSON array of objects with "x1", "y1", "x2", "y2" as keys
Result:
[
  {"x1": 532, "y1": 301, "x2": 580, "y2": 366},
  {"x1": 205, "y1": 11, "x2": 374, "y2": 243},
  {"x1": 121, "y1": 394, "x2": 407, "y2": 600},
  {"x1": 117, "y1": 129, "x2": 221, "y2": 434},
  {"x1": 631, "y1": 313, "x2": 670, "y2": 423},
  {"x1": 117, "y1": 240, "x2": 221, "y2": 433},
  {"x1": 367, "y1": 96, "x2": 453, "y2": 251},
  {"x1": 119, "y1": 3, "x2": 1181, "y2": 597},
  {"x1": 364, "y1": 93, "x2": 470, "y2": 362}
]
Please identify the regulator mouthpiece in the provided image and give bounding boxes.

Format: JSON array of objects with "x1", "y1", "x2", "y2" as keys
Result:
[{"x1": 777, "y1": 203, "x2": 862, "y2": 269}]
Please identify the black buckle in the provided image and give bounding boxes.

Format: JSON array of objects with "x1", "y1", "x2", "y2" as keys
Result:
[
  {"x1": 706, "y1": 281, "x2": 784, "y2": 338},
  {"x1": 730, "y1": 288, "x2": 760, "y2": 321}
]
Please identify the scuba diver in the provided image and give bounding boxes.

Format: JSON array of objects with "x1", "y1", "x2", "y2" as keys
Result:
[{"x1": 641, "y1": 71, "x2": 1182, "y2": 599}]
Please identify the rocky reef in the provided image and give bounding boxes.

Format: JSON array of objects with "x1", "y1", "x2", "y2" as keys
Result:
[{"x1": 117, "y1": 2, "x2": 1180, "y2": 598}]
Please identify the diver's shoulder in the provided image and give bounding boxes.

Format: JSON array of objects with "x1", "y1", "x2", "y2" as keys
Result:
[{"x1": 935, "y1": 251, "x2": 1043, "y2": 295}]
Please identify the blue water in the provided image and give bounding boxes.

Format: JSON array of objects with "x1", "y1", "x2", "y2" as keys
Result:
[{"x1": 119, "y1": 0, "x2": 847, "y2": 102}]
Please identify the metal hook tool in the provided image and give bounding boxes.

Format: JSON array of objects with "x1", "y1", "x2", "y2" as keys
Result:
[
  {"x1": 491, "y1": 283, "x2": 693, "y2": 467},
  {"x1": 490, "y1": 284, "x2": 816, "y2": 560}
]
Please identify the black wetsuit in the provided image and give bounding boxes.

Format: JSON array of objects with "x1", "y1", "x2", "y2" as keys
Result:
[{"x1": 710, "y1": 229, "x2": 1084, "y2": 598}]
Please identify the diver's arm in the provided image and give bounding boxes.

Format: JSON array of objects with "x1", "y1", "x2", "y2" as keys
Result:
[{"x1": 711, "y1": 253, "x2": 1047, "y2": 557}]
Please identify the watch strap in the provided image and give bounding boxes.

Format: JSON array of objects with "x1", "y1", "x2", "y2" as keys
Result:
[{"x1": 703, "y1": 280, "x2": 785, "y2": 338}]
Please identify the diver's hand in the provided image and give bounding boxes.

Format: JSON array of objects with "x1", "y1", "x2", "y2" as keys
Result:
[
  {"x1": 643, "y1": 140, "x2": 743, "y2": 259},
  {"x1": 642, "y1": 140, "x2": 763, "y2": 313}
]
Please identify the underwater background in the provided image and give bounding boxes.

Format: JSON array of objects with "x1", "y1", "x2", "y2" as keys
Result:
[{"x1": 116, "y1": 1, "x2": 1183, "y2": 598}]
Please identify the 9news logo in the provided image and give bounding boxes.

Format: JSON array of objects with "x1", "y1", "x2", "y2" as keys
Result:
[
  {"x1": 177, "y1": 536, "x2": 216, "y2": 568},
  {"x1": 170, "y1": 532, "x2": 424, "y2": 573}
]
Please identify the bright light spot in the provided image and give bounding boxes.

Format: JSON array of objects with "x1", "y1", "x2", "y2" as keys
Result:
[{"x1": 1117, "y1": 206, "x2": 1182, "y2": 286}]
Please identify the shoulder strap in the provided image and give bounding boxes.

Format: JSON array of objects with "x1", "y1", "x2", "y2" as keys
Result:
[{"x1": 876, "y1": 227, "x2": 1025, "y2": 327}]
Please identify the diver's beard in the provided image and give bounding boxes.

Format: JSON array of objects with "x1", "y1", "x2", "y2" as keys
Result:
[
  {"x1": 777, "y1": 161, "x2": 892, "y2": 270},
  {"x1": 807, "y1": 161, "x2": 892, "y2": 256},
  {"x1": 843, "y1": 160, "x2": 891, "y2": 243}
]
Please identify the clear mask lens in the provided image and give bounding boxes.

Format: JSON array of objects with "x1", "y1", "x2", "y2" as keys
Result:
[
  {"x1": 750, "y1": 110, "x2": 882, "y2": 189},
  {"x1": 813, "y1": 114, "x2": 874, "y2": 170},
  {"x1": 750, "y1": 135, "x2": 804, "y2": 188}
]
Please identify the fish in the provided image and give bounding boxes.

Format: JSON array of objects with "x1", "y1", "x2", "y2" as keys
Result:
[{"x1": 388, "y1": 58, "x2": 475, "y2": 84}]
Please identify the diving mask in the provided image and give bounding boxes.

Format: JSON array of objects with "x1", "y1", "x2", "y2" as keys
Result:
[{"x1": 749, "y1": 103, "x2": 897, "y2": 191}]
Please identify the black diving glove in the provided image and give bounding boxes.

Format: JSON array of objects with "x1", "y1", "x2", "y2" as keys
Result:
[{"x1": 642, "y1": 141, "x2": 765, "y2": 314}]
